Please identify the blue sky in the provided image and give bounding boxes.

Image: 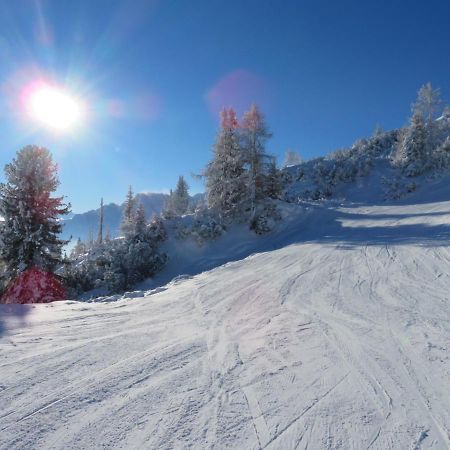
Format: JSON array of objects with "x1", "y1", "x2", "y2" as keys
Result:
[{"x1": 0, "y1": 0, "x2": 449, "y2": 212}]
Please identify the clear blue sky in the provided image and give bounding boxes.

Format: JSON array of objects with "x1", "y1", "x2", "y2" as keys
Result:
[{"x1": 0, "y1": 0, "x2": 449, "y2": 212}]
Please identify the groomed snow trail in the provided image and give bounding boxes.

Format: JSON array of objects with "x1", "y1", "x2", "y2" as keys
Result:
[{"x1": 1, "y1": 198, "x2": 450, "y2": 449}]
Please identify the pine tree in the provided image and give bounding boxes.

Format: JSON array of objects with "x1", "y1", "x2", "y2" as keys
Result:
[
  {"x1": 241, "y1": 104, "x2": 273, "y2": 220},
  {"x1": 265, "y1": 158, "x2": 282, "y2": 199},
  {"x1": 205, "y1": 108, "x2": 246, "y2": 219},
  {"x1": 121, "y1": 186, "x2": 135, "y2": 236},
  {"x1": 134, "y1": 203, "x2": 147, "y2": 240},
  {"x1": 97, "y1": 197, "x2": 104, "y2": 244},
  {"x1": 70, "y1": 238, "x2": 86, "y2": 259},
  {"x1": 0, "y1": 146, "x2": 70, "y2": 277},
  {"x1": 171, "y1": 176, "x2": 189, "y2": 216},
  {"x1": 397, "y1": 112, "x2": 428, "y2": 176},
  {"x1": 163, "y1": 189, "x2": 175, "y2": 218}
]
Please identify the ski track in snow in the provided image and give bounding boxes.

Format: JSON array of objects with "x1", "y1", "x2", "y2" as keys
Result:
[{"x1": 1, "y1": 197, "x2": 450, "y2": 449}]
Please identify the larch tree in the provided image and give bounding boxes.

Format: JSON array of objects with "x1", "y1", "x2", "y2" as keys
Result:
[
  {"x1": 0, "y1": 145, "x2": 70, "y2": 278},
  {"x1": 205, "y1": 108, "x2": 246, "y2": 219},
  {"x1": 413, "y1": 82, "x2": 443, "y2": 124},
  {"x1": 240, "y1": 104, "x2": 273, "y2": 221},
  {"x1": 413, "y1": 82, "x2": 444, "y2": 155}
]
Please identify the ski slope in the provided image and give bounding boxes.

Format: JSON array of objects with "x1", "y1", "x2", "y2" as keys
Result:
[{"x1": 1, "y1": 189, "x2": 450, "y2": 449}]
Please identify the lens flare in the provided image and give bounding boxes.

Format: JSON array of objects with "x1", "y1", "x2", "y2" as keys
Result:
[{"x1": 27, "y1": 83, "x2": 83, "y2": 131}]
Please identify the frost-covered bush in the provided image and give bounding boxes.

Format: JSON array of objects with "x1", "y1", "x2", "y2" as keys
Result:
[
  {"x1": 190, "y1": 216, "x2": 224, "y2": 244},
  {"x1": 430, "y1": 137, "x2": 450, "y2": 173},
  {"x1": 281, "y1": 130, "x2": 399, "y2": 202},
  {"x1": 63, "y1": 260, "x2": 97, "y2": 297},
  {"x1": 101, "y1": 239, "x2": 167, "y2": 293},
  {"x1": 381, "y1": 176, "x2": 416, "y2": 200},
  {"x1": 171, "y1": 209, "x2": 224, "y2": 244},
  {"x1": 250, "y1": 202, "x2": 282, "y2": 234},
  {"x1": 64, "y1": 216, "x2": 167, "y2": 296},
  {"x1": 147, "y1": 215, "x2": 167, "y2": 242}
]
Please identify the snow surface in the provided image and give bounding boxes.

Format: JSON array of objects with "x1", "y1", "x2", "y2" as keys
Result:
[{"x1": 1, "y1": 180, "x2": 450, "y2": 449}]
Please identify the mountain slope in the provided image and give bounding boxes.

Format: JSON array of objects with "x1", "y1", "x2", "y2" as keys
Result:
[{"x1": 1, "y1": 184, "x2": 450, "y2": 449}]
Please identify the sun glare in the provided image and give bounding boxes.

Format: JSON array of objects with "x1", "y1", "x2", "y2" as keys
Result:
[{"x1": 27, "y1": 84, "x2": 83, "y2": 131}]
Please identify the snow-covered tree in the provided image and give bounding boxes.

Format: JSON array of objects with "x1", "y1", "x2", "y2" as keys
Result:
[
  {"x1": 205, "y1": 108, "x2": 246, "y2": 219},
  {"x1": 0, "y1": 146, "x2": 70, "y2": 277},
  {"x1": 395, "y1": 112, "x2": 428, "y2": 176},
  {"x1": 162, "y1": 189, "x2": 175, "y2": 218},
  {"x1": 241, "y1": 104, "x2": 273, "y2": 221},
  {"x1": 102, "y1": 212, "x2": 167, "y2": 292},
  {"x1": 133, "y1": 203, "x2": 147, "y2": 240},
  {"x1": 265, "y1": 158, "x2": 282, "y2": 199},
  {"x1": 431, "y1": 136, "x2": 450, "y2": 171},
  {"x1": 283, "y1": 150, "x2": 302, "y2": 167},
  {"x1": 171, "y1": 176, "x2": 189, "y2": 216},
  {"x1": 415, "y1": 83, "x2": 446, "y2": 156},
  {"x1": 120, "y1": 186, "x2": 135, "y2": 236},
  {"x1": 70, "y1": 237, "x2": 86, "y2": 259},
  {"x1": 413, "y1": 82, "x2": 443, "y2": 124}
]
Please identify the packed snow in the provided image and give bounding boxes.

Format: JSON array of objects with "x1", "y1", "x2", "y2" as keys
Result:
[{"x1": 1, "y1": 174, "x2": 450, "y2": 449}]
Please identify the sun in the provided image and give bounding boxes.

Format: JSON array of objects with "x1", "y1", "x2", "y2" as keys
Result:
[{"x1": 27, "y1": 84, "x2": 83, "y2": 131}]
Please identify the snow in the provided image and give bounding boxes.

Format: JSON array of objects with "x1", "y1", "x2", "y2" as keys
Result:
[{"x1": 1, "y1": 181, "x2": 450, "y2": 449}]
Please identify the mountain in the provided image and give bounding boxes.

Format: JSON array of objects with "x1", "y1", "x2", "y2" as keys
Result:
[
  {"x1": 2, "y1": 174, "x2": 450, "y2": 448},
  {"x1": 61, "y1": 192, "x2": 168, "y2": 243}
]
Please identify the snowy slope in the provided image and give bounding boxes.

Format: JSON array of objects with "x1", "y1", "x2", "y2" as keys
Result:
[{"x1": 1, "y1": 184, "x2": 450, "y2": 448}]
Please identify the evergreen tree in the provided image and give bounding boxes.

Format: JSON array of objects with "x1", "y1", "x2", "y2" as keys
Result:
[
  {"x1": 134, "y1": 203, "x2": 147, "y2": 240},
  {"x1": 163, "y1": 189, "x2": 175, "y2": 218},
  {"x1": 397, "y1": 112, "x2": 428, "y2": 176},
  {"x1": 0, "y1": 146, "x2": 70, "y2": 277},
  {"x1": 241, "y1": 104, "x2": 273, "y2": 220},
  {"x1": 97, "y1": 197, "x2": 104, "y2": 244},
  {"x1": 265, "y1": 158, "x2": 282, "y2": 199},
  {"x1": 171, "y1": 176, "x2": 190, "y2": 215},
  {"x1": 121, "y1": 186, "x2": 135, "y2": 236},
  {"x1": 70, "y1": 238, "x2": 86, "y2": 259},
  {"x1": 205, "y1": 108, "x2": 246, "y2": 219}
]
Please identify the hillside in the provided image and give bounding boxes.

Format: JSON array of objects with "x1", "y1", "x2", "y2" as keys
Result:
[{"x1": 1, "y1": 175, "x2": 450, "y2": 449}]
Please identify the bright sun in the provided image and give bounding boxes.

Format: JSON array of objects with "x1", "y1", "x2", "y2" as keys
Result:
[{"x1": 28, "y1": 84, "x2": 83, "y2": 131}]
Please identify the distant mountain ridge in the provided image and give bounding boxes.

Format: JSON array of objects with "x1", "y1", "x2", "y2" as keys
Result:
[{"x1": 62, "y1": 193, "x2": 168, "y2": 243}]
